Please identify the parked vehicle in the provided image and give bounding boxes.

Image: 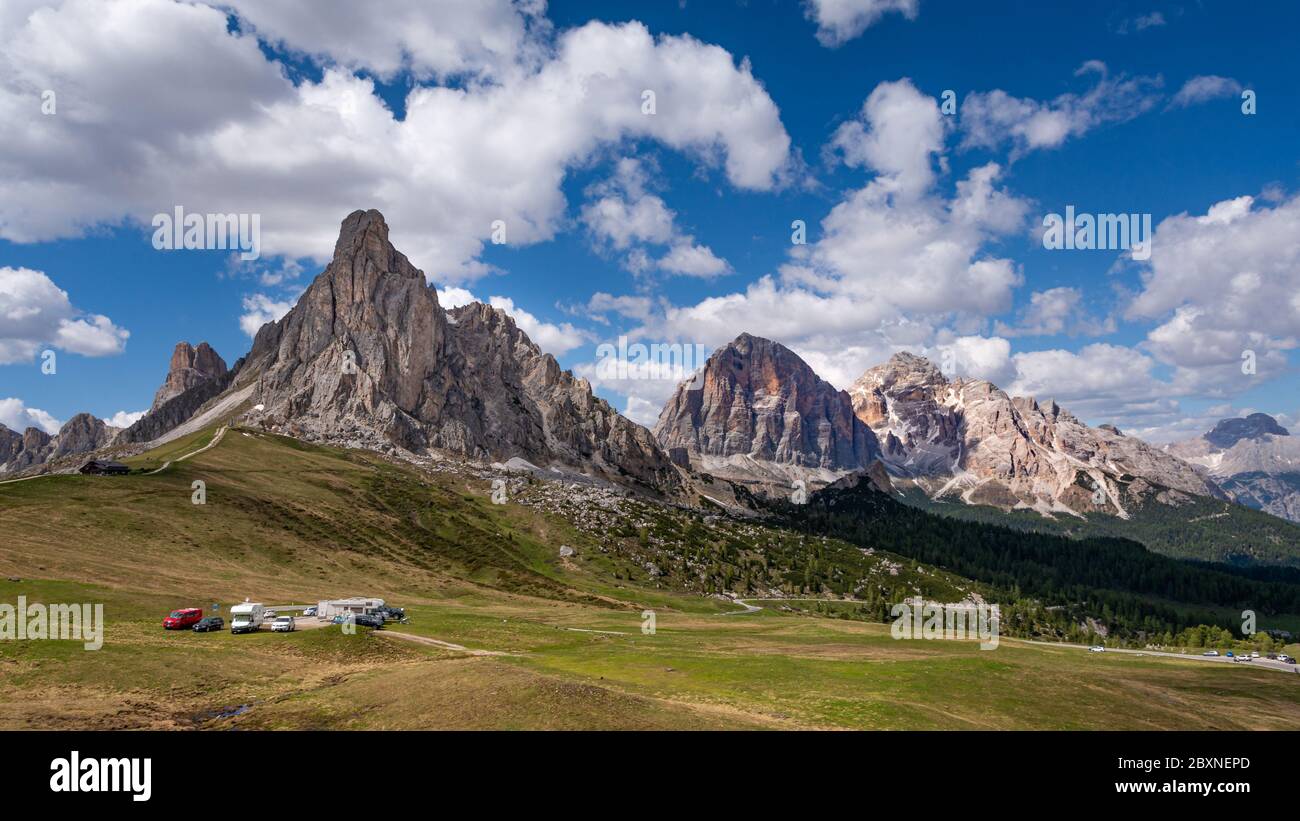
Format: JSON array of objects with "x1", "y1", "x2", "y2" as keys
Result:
[
  {"x1": 303, "y1": 606, "x2": 317, "y2": 617},
  {"x1": 1203, "y1": 650, "x2": 1220, "y2": 656},
  {"x1": 1226, "y1": 651, "x2": 1235, "y2": 658},
  {"x1": 230, "y1": 602, "x2": 265, "y2": 634},
  {"x1": 163, "y1": 608, "x2": 204, "y2": 630},
  {"x1": 332, "y1": 612, "x2": 384, "y2": 629},
  {"x1": 1251, "y1": 651, "x2": 1261, "y2": 658},
  {"x1": 192, "y1": 616, "x2": 224, "y2": 632},
  {"x1": 1279, "y1": 654, "x2": 1296, "y2": 664},
  {"x1": 271, "y1": 616, "x2": 295, "y2": 633},
  {"x1": 1089, "y1": 646, "x2": 1104, "y2": 653}
]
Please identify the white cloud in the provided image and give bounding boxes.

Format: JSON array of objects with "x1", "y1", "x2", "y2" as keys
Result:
[
  {"x1": 804, "y1": 0, "x2": 919, "y2": 47},
  {"x1": 1169, "y1": 75, "x2": 1243, "y2": 108},
  {"x1": 621, "y1": 395, "x2": 664, "y2": 427},
  {"x1": 0, "y1": 3, "x2": 791, "y2": 284},
  {"x1": 994, "y1": 287, "x2": 1114, "y2": 338},
  {"x1": 0, "y1": 266, "x2": 129, "y2": 363},
  {"x1": 1126, "y1": 193, "x2": 1300, "y2": 392},
  {"x1": 222, "y1": 0, "x2": 545, "y2": 82},
  {"x1": 436, "y1": 286, "x2": 478, "y2": 310},
  {"x1": 960, "y1": 62, "x2": 1162, "y2": 155},
  {"x1": 581, "y1": 158, "x2": 730, "y2": 278},
  {"x1": 0, "y1": 397, "x2": 61, "y2": 434},
  {"x1": 105, "y1": 409, "x2": 146, "y2": 428},
  {"x1": 586, "y1": 79, "x2": 1028, "y2": 403},
  {"x1": 585, "y1": 293, "x2": 657, "y2": 324},
  {"x1": 658, "y1": 240, "x2": 729, "y2": 278},
  {"x1": 829, "y1": 78, "x2": 947, "y2": 199},
  {"x1": 239, "y1": 293, "x2": 296, "y2": 337},
  {"x1": 1117, "y1": 12, "x2": 1166, "y2": 34}
]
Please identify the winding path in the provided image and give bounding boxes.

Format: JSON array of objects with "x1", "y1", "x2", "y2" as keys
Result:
[{"x1": 146, "y1": 425, "x2": 227, "y2": 475}]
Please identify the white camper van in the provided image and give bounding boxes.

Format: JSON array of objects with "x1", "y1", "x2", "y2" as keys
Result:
[{"x1": 230, "y1": 602, "x2": 265, "y2": 634}]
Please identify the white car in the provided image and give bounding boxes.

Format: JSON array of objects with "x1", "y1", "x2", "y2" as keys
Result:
[
  {"x1": 1251, "y1": 651, "x2": 1261, "y2": 658},
  {"x1": 271, "y1": 616, "x2": 295, "y2": 633},
  {"x1": 1203, "y1": 650, "x2": 1220, "y2": 657},
  {"x1": 1089, "y1": 646, "x2": 1105, "y2": 653}
]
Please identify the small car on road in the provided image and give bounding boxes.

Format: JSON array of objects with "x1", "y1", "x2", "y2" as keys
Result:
[{"x1": 271, "y1": 616, "x2": 296, "y2": 633}]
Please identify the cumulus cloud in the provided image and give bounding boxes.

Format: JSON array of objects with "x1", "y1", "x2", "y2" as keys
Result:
[
  {"x1": 574, "y1": 79, "x2": 1030, "y2": 408},
  {"x1": 804, "y1": 0, "x2": 919, "y2": 47},
  {"x1": 1169, "y1": 75, "x2": 1244, "y2": 108},
  {"x1": 238, "y1": 293, "x2": 297, "y2": 338},
  {"x1": 828, "y1": 78, "x2": 948, "y2": 199},
  {"x1": 222, "y1": 0, "x2": 546, "y2": 82},
  {"x1": 1126, "y1": 193, "x2": 1300, "y2": 393},
  {"x1": 0, "y1": 266, "x2": 130, "y2": 364},
  {"x1": 0, "y1": 397, "x2": 61, "y2": 434},
  {"x1": 0, "y1": 1, "x2": 791, "y2": 284},
  {"x1": 960, "y1": 62, "x2": 1162, "y2": 155},
  {"x1": 105, "y1": 409, "x2": 146, "y2": 428},
  {"x1": 994, "y1": 287, "x2": 1115, "y2": 338},
  {"x1": 581, "y1": 158, "x2": 730, "y2": 278},
  {"x1": 435, "y1": 286, "x2": 478, "y2": 310}
]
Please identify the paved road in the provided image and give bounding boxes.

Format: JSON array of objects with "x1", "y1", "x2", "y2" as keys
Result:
[
  {"x1": 1009, "y1": 637, "x2": 1300, "y2": 675},
  {"x1": 721, "y1": 598, "x2": 1299, "y2": 677}
]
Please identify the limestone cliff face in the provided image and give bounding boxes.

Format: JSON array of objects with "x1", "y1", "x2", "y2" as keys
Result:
[
  {"x1": 849, "y1": 352, "x2": 1221, "y2": 516},
  {"x1": 230, "y1": 209, "x2": 677, "y2": 492},
  {"x1": 151, "y1": 342, "x2": 228, "y2": 410},
  {"x1": 653, "y1": 333, "x2": 879, "y2": 474}
]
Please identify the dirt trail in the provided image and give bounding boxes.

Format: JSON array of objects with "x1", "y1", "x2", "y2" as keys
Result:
[
  {"x1": 147, "y1": 425, "x2": 227, "y2": 475},
  {"x1": 381, "y1": 629, "x2": 516, "y2": 657}
]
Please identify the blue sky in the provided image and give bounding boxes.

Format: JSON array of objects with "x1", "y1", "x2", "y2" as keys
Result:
[{"x1": 2, "y1": 0, "x2": 1298, "y2": 443}]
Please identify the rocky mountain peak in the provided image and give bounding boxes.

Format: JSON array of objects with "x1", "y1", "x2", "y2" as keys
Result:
[
  {"x1": 1205, "y1": 413, "x2": 1289, "y2": 449},
  {"x1": 0, "y1": 413, "x2": 116, "y2": 475},
  {"x1": 152, "y1": 340, "x2": 229, "y2": 410},
  {"x1": 653, "y1": 333, "x2": 878, "y2": 475},
  {"x1": 221, "y1": 209, "x2": 676, "y2": 493},
  {"x1": 847, "y1": 355, "x2": 1217, "y2": 514},
  {"x1": 876, "y1": 351, "x2": 948, "y2": 387}
]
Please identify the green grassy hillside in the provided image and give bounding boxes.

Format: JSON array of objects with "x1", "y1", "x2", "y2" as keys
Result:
[{"x1": 4, "y1": 427, "x2": 1300, "y2": 730}]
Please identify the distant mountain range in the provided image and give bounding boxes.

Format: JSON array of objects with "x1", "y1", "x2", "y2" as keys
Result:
[
  {"x1": 656, "y1": 334, "x2": 1220, "y2": 518},
  {"x1": 6, "y1": 208, "x2": 1300, "y2": 565},
  {"x1": 1167, "y1": 413, "x2": 1300, "y2": 523}
]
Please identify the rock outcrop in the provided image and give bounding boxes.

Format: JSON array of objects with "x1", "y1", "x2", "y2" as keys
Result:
[
  {"x1": 653, "y1": 333, "x2": 879, "y2": 491},
  {"x1": 0, "y1": 413, "x2": 118, "y2": 474},
  {"x1": 848, "y1": 352, "x2": 1222, "y2": 517},
  {"x1": 151, "y1": 342, "x2": 228, "y2": 410}
]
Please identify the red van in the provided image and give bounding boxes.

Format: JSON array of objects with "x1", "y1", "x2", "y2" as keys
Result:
[{"x1": 163, "y1": 608, "x2": 204, "y2": 629}]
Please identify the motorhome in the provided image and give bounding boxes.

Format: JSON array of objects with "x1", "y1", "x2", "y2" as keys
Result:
[{"x1": 230, "y1": 602, "x2": 265, "y2": 634}]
